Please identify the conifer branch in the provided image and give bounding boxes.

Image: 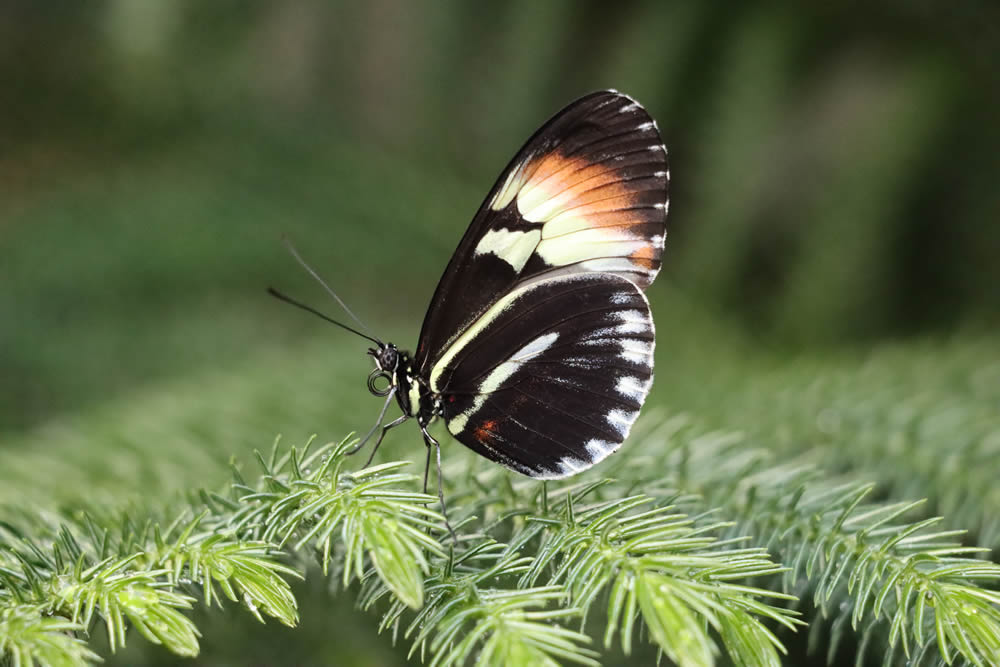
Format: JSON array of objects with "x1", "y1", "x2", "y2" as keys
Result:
[
  {"x1": 519, "y1": 491, "x2": 799, "y2": 667},
  {"x1": 355, "y1": 476, "x2": 798, "y2": 666},
  {"x1": 0, "y1": 503, "x2": 299, "y2": 662},
  {"x1": 639, "y1": 417, "x2": 1000, "y2": 666},
  {"x1": 0, "y1": 604, "x2": 97, "y2": 667},
  {"x1": 4, "y1": 418, "x2": 1000, "y2": 666},
  {"x1": 226, "y1": 436, "x2": 446, "y2": 609}
]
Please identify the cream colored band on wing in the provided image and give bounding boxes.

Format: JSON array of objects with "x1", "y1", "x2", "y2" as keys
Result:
[
  {"x1": 473, "y1": 228, "x2": 541, "y2": 272},
  {"x1": 446, "y1": 331, "x2": 559, "y2": 435},
  {"x1": 429, "y1": 281, "x2": 535, "y2": 392},
  {"x1": 536, "y1": 235, "x2": 648, "y2": 267}
]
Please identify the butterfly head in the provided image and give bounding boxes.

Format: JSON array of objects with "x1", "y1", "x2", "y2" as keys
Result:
[
  {"x1": 369, "y1": 342, "x2": 399, "y2": 372},
  {"x1": 366, "y1": 343, "x2": 400, "y2": 396}
]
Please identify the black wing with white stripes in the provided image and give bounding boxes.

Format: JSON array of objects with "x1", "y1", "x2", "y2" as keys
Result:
[{"x1": 432, "y1": 272, "x2": 655, "y2": 478}]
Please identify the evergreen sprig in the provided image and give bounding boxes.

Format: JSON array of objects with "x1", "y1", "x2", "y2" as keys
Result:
[
  {"x1": 4, "y1": 422, "x2": 1000, "y2": 666},
  {"x1": 354, "y1": 479, "x2": 798, "y2": 666},
  {"x1": 227, "y1": 436, "x2": 446, "y2": 609},
  {"x1": 519, "y1": 491, "x2": 799, "y2": 666},
  {"x1": 0, "y1": 505, "x2": 298, "y2": 663},
  {"x1": 0, "y1": 605, "x2": 97, "y2": 667},
  {"x1": 643, "y1": 417, "x2": 1000, "y2": 666},
  {"x1": 369, "y1": 542, "x2": 599, "y2": 667}
]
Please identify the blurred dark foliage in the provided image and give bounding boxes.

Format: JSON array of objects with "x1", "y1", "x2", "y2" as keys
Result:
[
  {"x1": 2, "y1": 0, "x2": 998, "y2": 418},
  {"x1": 3, "y1": 1, "x2": 997, "y2": 337}
]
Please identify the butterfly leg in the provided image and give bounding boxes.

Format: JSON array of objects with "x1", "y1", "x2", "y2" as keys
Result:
[
  {"x1": 422, "y1": 441, "x2": 432, "y2": 495},
  {"x1": 362, "y1": 414, "x2": 408, "y2": 467},
  {"x1": 420, "y1": 425, "x2": 457, "y2": 543},
  {"x1": 346, "y1": 387, "x2": 397, "y2": 456}
]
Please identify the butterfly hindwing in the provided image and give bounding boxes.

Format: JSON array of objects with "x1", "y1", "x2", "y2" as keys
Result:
[
  {"x1": 415, "y1": 90, "x2": 668, "y2": 376},
  {"x1": 432, "y1": 273, "x2": 655, "y2": 478}
]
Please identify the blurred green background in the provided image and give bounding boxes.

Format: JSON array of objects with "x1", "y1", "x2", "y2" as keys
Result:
[{"x1": 2, "y1": 1, "x2": 998, "y2": 664}]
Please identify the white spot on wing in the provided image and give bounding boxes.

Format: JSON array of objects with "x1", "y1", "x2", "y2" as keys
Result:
[
  {"x1": 580, "y1": 327, "x2": 615, "y2": 343},
  {"x1": 620, "y1": 339, "x2": 654, "y2": 365},
  {"x1": 610, "y1": 291, "x2": 633, "y2": 305},
  {"x1": 616, "y1": 375, "x2": 650, "y2": 401},
  {"x1": 474, "y1": 228, "x2": 541, "y2": 272},
  {"x1": 607, "y1": 409, "x2": 639, "y2": 437},
  {"x1": 533, "y1": 439, "x2": 623, "y2": 480},
  {"x1": 481, "y1": 332, "x2": 559, "y2": 395},
  {"x1": 586, "y1": 438, "x2": 616, "y2": 458},
  {"x1": 511, "y1": 332, "x2": 559, "y2": 363},
  {"x1": 579, "y1": 258, "x2": 645, "y2": 274},
  {"x1": 557, "y1": 457, "x2": 590, "y2": 475},
  {"x1": 613, "y1": 310, "x2": 650, "y2": 334}
]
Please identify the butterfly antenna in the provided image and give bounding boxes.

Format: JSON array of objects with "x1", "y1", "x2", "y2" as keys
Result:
[
  {"x1": 267, "y1": 287, "x2": 382, "y2": 345},
  {"x1": 281, "y1": 236, "x2": 377, "y2": 338}
]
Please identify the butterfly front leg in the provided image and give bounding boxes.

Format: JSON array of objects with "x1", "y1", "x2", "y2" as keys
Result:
[{"x1": 361, "y1": 414, "x2": 409, "y2": 468}]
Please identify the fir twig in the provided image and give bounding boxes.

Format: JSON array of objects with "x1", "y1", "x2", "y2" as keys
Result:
[{"x1": 638, "y1": 417, "x2": 1000, "y2": 666}]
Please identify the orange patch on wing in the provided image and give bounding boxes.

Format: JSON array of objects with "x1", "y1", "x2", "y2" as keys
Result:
[
  {"x1": 475, "y1": 419, "x2": 499, "y2": 443},
  {"x1": 553, "y1": 193, "x2": 640, "y2": 218},
  {"x1": 525, "y1": 151, "x2": 583, "y2": 187},
  {"x1": 533, "y1": 160, "x2": 623, "y2": 197},
  {"x1": 556, "y1": 178, "x2": 632, "y2": 207},
  {"x1": 629, "y1": 244, "x2": 659, "y2": 270},
  {"x1": 518, "y1": 153, "x2": 641, "y2": 222}
]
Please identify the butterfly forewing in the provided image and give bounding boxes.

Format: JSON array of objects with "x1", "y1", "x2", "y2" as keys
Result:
[
  {"x1": 415, "y1": 90, "x2": 668, "y2": 376},
  {"x1": 433, "y1": 273, "x2": 655, "y2": 478}
]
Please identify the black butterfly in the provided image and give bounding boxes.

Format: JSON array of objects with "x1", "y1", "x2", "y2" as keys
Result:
[{"x1": 272, "y1": 90, "x2": 668, "y2": 532}]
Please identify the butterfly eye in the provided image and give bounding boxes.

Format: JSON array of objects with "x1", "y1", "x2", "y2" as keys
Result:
[{"x1": 367, "y1": 369, "x2": 394, "y2": 396}]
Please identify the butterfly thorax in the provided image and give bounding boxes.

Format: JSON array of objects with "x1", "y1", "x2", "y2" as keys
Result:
[{"x1": 368, "y1": 343, "x2": 439, "y2": 428}]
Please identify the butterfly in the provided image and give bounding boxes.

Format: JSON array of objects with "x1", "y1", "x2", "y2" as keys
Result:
[{"x1": 271, "y1": 90, "x2": 668, "y2": 532}]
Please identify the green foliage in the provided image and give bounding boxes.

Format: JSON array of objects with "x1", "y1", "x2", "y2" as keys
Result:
[
  {"x1": 518, "y1": 491, "x2": 798, "y2": 665},
  {"x1": 0, "y1": 605, "x2": 97, "y2": 667},
  {"x1": 655, "y1": 333, "x2": 1000, "y2": 551},
  {"x1": 4, "y1": 331, "x2": 1000, "y2": 665},
  {"x1": 228, "y1": 437, "x2": 446, "y2": 609},
  {"x1": 636, "y1": 417, "x2": 1000, "y2": 665},
  {"x1": 361, "y1": 511, "x2": 792, "y2": 667},
  {"x1": 3, "y1": 420, "x2": 1000, "y2": 665},
  {"x1": 374, "y1": 544, "x2": 599, "y2": 667},
  {"x1": 223, "y1": 437, "x2": 796, "y2": 664},
  {"x1": 147, "y1": 531, "x2": 300, "y2": 626},
  {"x1": 56, "y1": 557, "x2": 200, "y2": 656},
  {"x1": 0, "y1": 508, "x2": 298, "y2": 663}
]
